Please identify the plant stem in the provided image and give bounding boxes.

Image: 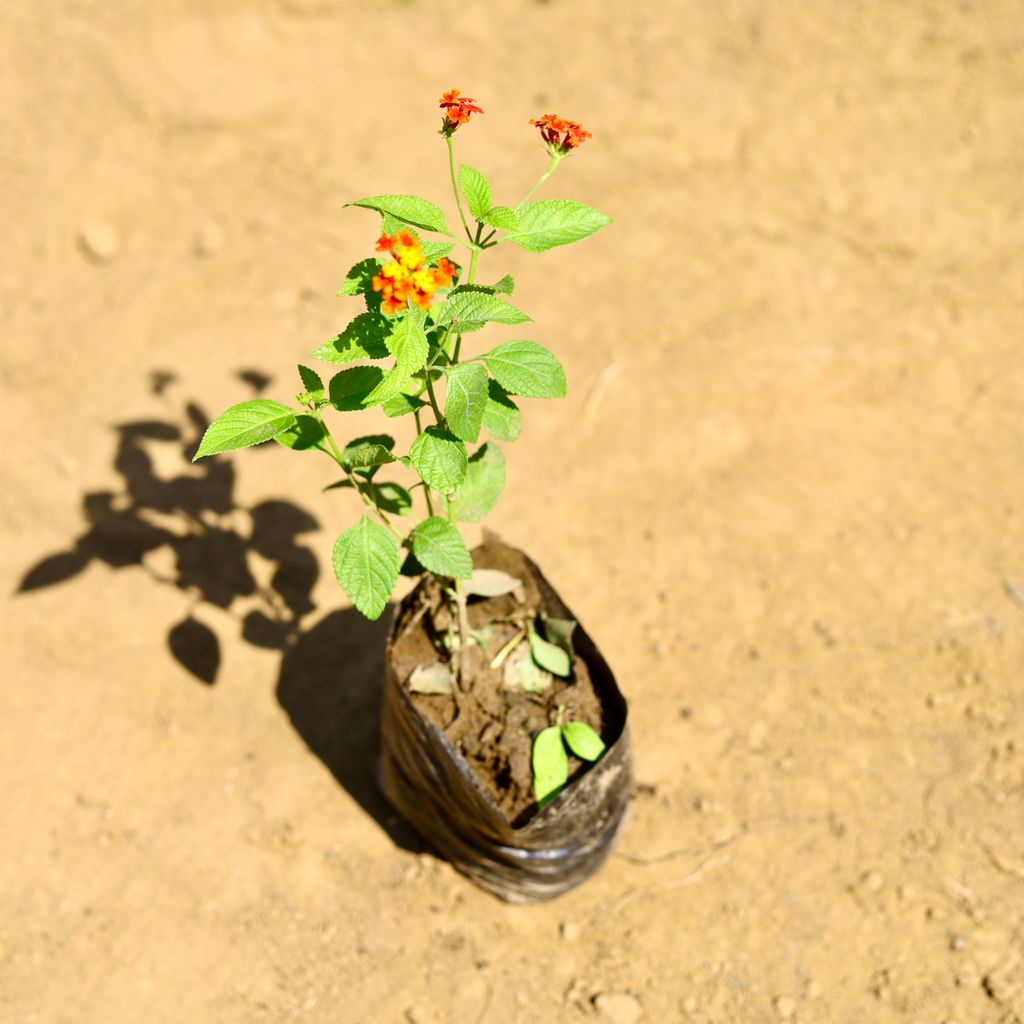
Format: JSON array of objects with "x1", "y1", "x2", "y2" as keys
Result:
[
  {"x1": 446, "y1": 135, "x2": 473, "y2": 242},
  {"x1": 521, "y1": 151, "x2": 563, "y2": 206},
  {"x1": 314, "y1": 409, "x2": 404, "y2": 542},
  {"x1": 424, "y1": 373, "x2": 444, "y2": 425}
]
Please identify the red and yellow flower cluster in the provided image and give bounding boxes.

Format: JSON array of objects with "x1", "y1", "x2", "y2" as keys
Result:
[
  {"x1": 372, "y1": 231, "x2": 457, "y2": 315},
  {"x1": 439, "y1": 89, "x2": 484, "y2": 132},
  {"x1": 530, "y1": 113, "x2": 592, "y2": 153}
]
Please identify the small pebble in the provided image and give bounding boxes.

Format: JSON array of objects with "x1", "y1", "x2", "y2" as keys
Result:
[
  {"x1": 560, "y1": 920, "x2": 580, "y2": 942},
  {"x1": 774, "y1": 995, "x2": 796, "y2": 1018},
  {"x1": 594, "y1": 991, "x2": 642, "y2": 1024},
  {"x1": 949, "y1": 933, "x2": 967, "y2": 952},
  {"x1": 861, "y1": 869, "x2": 884, "y2": 892},
  {"x1": 78, "y1": 222, "x2": 121, "y2": 264}
]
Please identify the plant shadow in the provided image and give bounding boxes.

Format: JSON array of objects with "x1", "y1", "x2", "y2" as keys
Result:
[
  {"x1": 275, "y1": 605, "x2": 419, "y2": 850},
  {"x1": 16, "y1": 368, "x2": 418, "y2": 851}
]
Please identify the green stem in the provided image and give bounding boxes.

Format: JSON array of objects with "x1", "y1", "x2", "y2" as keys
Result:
[
  {"x1": 446, "y1": 135, "x2": 473, "y2": 242},
  {"x1": 413, "y1": 408, "x2": 435, "y2": 517},
  {"x1": 424, "y1": 373, "x2": 444, "y2": 426},
  {"x1": 521, "y1": 151, "x2": 563, "y2": 206},
  {"x1": 314, "y1": 409, "x2": 404, "y2": 542}
]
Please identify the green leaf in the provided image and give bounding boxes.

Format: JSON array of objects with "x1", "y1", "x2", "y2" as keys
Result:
[
  {"x1": 518, "y1": 656, "x2": 551, "y2": 694},
  {"x1": 343, "y1": 434, "x2": 396, "y2": 469},
  {"x1": 386, "y1": 310, "x2": 429, "y2": 375},
  {"x1": 382, "y1": 392, "x2": 427, "y2": 418},
  {"x1": 369, "y1": 481, "x2": 413, "y2": 515},
  {"x1": 328, "y1": 366, "x2": 386, "y2": 410},
  {"x1": 443, "y1": 362, "x2": 489, "y2": 443},
  {"x1": 451, "y1": 442, "x2": 505, "y2": 523},
  {"x1": 482, "y1": 340, "x2": 566, "y2": 399},
  {"x1": 408, "y1": 427, "x2": 468, "y2": 494},
  {"x1": 482, "y1": 206, "x2": 519, "y2": 232},
  {"x1": 337, "y1": 257, "x2": 381, "y2": 298},
  {"x1": 562, "y1": 721, "x2": 606, "y2": 762},
  {"x1": 363, "y1": 366, "x2": 411, "y2": 407},
  {"x1": 313, "y1": 311, "x2": 391, "y2": 364},
  {"x1": 532, "y1": 726, "x2": 569, "y2": 805},
  {"x1": 529, "y1": 627, "x2": 571, "y2": 677},
  {"x1": 541, "y1": 615, "x2": 577, "y2": 656},
  {"x1": 421, "y1": 240, "x2": 456, "y2": 262},
  {"x1": 331, "y1": 515, "x2": 400, "y2": 620},
  {"x1": 350, "y1": 195, "x2": 450, "y2": 235},
  {"x1": 298, "y1": 364, "x2": 323, "y2": 395},
  {"x1": 193, "y1": 400, "x2": 297, "y2": 460},
  {"x1": 507, "y1": 199, "x2": 610, "y2": 253},
  {"x1": 433, "y1": 289, "x2": 531, "y2": 333},
  {"x1": 490, "y1": 274, "x2": 515, "y2": 296},
  {"x1": 459, "y1": 164, "x2": 492, "y2": 221},
  {"x1": 410, "y1": 516, "x2": 472, "y2": 580},
  {"x1": 481, "y1": 381, "x2": 522, "y2": 442},
  {"x1": 274, "y1": 414, "x2": 327, "y2": 452}
]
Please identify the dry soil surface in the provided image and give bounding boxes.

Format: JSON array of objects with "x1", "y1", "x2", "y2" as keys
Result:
[{"x1": 3, "y1": 2, "x2": 1024, "y2": 1022}]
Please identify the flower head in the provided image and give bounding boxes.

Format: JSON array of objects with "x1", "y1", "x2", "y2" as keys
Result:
[
  {"x1": 530, "y1": 113, "x2": 592, "y2": 154},
  {"x1": 439, "y1": 88, "x2": 484, "y2": 134},
  {"x1": 372, "y1": 231, "x2": 457, "y2": 315}
]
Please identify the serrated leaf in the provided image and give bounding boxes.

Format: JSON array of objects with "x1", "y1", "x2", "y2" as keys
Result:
[
  {"x1": 432, "y1": 289, "x2": 531, "y2": 334},
  {"x1": 193, "y1": 399, "x2": 297, "y2": 460},
  {"x1": 337, "y1": 257, "x2": 381, "y2": 298},
  {"x1": 533, "y1": 726, "x2": 569, "y2": 804},
  {"x1": 443, "y1": 362, "x2": 489, "y2": 443},
  {"x1": 410, "y1": 516, "x2": 472, "y2": 580},
  {"x1": 407, "y1": 663, "x2": 453, "y2": 695},
  {"x1": 298, "y1": 364, "x2": 323, "y2": 395},
  {"x1": 350, "y1": 194, "x2": 450, "y2": 234},
  {"x1": 422, "y1": 240, "x2": 456, "y2": 262},
  {"x1": 529, "y1": 627, "x2": 572, "y2": 677},
  {"x1": 386, "y1": 310, "x2": 429, "y2": 375},
  {"x1": 508, "y1": 199, "x2": 610, "y2": 253},
  {"x1": 481, "y1": 380, "x2": 522, "y2": 442},
  {"x1": 464, "y1": 568, "x2": 522, "y2": 598},
  {"x1": 409, "y1": 427, "x2": 468, "y2": 494},
  {"x1": 332, "y1": 515, "x2": 400, "y2": 620},
  {"x1": 328, "y1": 365, "x2": 386, "y2": 410},
  {"x1": 313, "y1": 311, "x2": 391, "y2": 364},
  {"x1": 483, "y1": 206, "x2": 519, "y2": 232},
  {"x1": 459, "y1": 164, "x2": 492, "y2": 221},
  {"x1": 562, "y1": 721, "x2": 606, "y2": 761},
  {"x1": 382, "y1": 392, "x2": 427, "y2": 418},
  {"x1": 343, "y1": 434, "x2": 396, "y2": 469},
  {"x1": 450, "y1": 442, "x2": 505, "y2": 523},
  {"x1": 490, "y1": 274, "x2": 515, "y2": 296},
  {"x1": 369, "y1": 481, "x2": 413, "y2": 515},
  {"x1": 274, "y1": 414, "x2": 327, "y2": 452},
  {"x1": 482, "y1": 340, "x2": 566, "y2": 399},
  {"x1": 364, "y1": 366, "x2": 412, "y2": 408},
  {"x1": 380, "y1": 212, "x2": 404, "y2": 235}
]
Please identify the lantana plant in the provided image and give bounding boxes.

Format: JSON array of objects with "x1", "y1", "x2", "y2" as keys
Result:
[{"x1": 193, "y1": 90, "x2": 609, "y2": 666}]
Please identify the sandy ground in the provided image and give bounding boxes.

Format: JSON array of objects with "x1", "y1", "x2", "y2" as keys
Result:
[{"x1": 3, "y1": 1, "x2": 1024, "y2": 1021}]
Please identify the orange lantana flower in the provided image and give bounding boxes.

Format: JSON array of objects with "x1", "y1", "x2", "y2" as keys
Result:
[
  {"x1": 372, "y1": 231, "x2": 457, "y2": 315},
  {"x1": 439, "y1": 88, "x2": 484, "y2": 133},
  {"x1": 530, "y1": 113, "x2": 592, "y2": 154}
]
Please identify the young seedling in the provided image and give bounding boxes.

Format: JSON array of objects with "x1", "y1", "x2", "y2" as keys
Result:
[
  {"x1": 192, "y1": 91, "x2": 608, "y2": 689},
  {"x1": 532, "y1": 705, "x2": 607, "y2": 806}
]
